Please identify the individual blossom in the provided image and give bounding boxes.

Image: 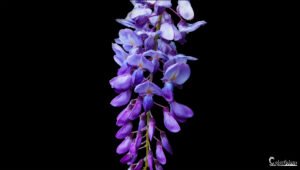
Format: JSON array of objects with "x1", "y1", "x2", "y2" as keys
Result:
[{"x1": 111, "y1": 0, "x2": 206, "y2": 169}]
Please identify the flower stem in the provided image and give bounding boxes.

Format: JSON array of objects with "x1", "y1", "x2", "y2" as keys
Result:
[
  {"x1": 143, "y1": 111, "x2": 151, "y2": 170},
  {"x1": 143, "y1": 14, "x2": 163, "y2": 170}
]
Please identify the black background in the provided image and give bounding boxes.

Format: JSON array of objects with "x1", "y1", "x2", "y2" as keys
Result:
[{"x1": 2, "y1": 0, "x2": 299, "y2": 169}]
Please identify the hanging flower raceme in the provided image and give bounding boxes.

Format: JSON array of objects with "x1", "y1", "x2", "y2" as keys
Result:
[{"x1": 110, "y1": 0, "x2": 206, "y2": 169}]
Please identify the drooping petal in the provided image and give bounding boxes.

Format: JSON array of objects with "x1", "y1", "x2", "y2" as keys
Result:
[
  {"x1": 135, "y1": 132, "x2": 143, "y2": 149},
  {"x1": 138, "y1": 112, "x2": 146, "y2": 131},
  {"x1": 134, "y1": 159, "x2": 144, "y2": 170},
  {"x1": 160, "y1": 131, "x2": 173, "y2": 154},
  {"x1": 162, "y1": 82, "x2": 173, "y2": 102},
  {"x1": 147, "y1": 150, "x2": 154, "y2": 170},
  {"x1": 154, "y1": 160, "x2": 164, "y2": 170},
  {"x1": 129, "y1": 98, "x2": 142, "y2": 120},
  {"x1": 177, "y1": 0, "x2": 194, "y2": 20},
  {"x1": 110, "y1": 90, "x2": 132, "y2": 107},
  {"x1": 116, "y1": 122, "x2": 133, "y2": 139},
  {"x1": 172, "y1": 24, "x2": 183, "y2": 41},
  {"x1": 163, "y1": 63, "x2": 191, "y2": 85},
  {"x1": 112, "y1": 43, "x2": 129, "y2": 66},
  {"x1": 109, "y1": 74, "x2": 132, "y2": 91},
  {"x1": 116, "y1": 136, "x2": 133, "y2": 154},
  {"x1": 134, "y1": 81, "x2": 162, "y2": 96},
  {"x1": 132, "y1": 68, "x2": 144, "y2": 85},
  {"x1": 129, "y1": 139, "x2": 137, "y2": 155},
  {"x1": 144, "y1": 35, "x2": 155, "y2": 50},
  {"x1": 141, "y1": 56, "x2": 155, "y2": 73},
  {"x1": 160, "y1": 22, "x2": 174, "y2": 40},
  {"x1": 143, "y1": 94, "x2": 153, "y2": 112},
  {"x1": 116, "y1": 18, "x2": 136, "y2": 29},
  {"x1": 120, "y1": 152, "x2": 133, "y2": 164},
  {"x1": 116, "y1": 106, "x2": 131, "y2": 126},
  {"x1": 156, "y1": 141, "x2": 167, "y2": 165},
  {"x1": 163, "y1": 108, "x2": 181, "y2": 133},
  {"x1": 148, "y1": 117, "x2": 155, "y2": 141},
  {"x1": 170, "y1": 101, "x2": 194, "y2": 119},
  {"x1": 178, "y1": 20, "x2": 207, "y2": 33}
]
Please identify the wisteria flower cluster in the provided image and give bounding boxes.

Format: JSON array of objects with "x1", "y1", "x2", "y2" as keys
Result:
[{"x1": 110, "y1": 0, "x2": 206, "y2": 169}]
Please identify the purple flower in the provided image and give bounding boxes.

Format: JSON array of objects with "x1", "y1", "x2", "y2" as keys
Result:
[
  {"x1": 119, "y1": 29, "x2": 143, "y2": 51},
  {"x1": 171, "y1": 101, "x2": 194, "y2": 119},
  {"x1": 177, "y1": 0, "x2": 194, "y2": 20},
  {"x1": 111, "y1": 0, "x2": 206, "y2": 169},
  {"x1": 154, "y1": 160, "x2": 164, "y2": 170},
  {"x1": 178, "y1": 20, "x2": 207, "y2": 33},
  {"x1": 156, "y1": 140, "x2": 167, "y2": 165},
  {"x1": 110, "y1": 73, "x2": 132, "y2": 91},
  {"x1": 134, "y1": 81, "x2": 162, "y2": 111},
  {"x1": 148, "y1": 117, "x2": 155, "y2": 141},
  {"x1": 129, "y1": 98, "x2": 142, "y2": 120},
  {"x1": 163, "y1": 62, "x2": 191, "y2": 85},
  {"x1": 127, "y1": 54, "x2": 154, "y2": 73},
  {"x1": 160, "y1": 131, "x2": 173, "y2": 155},
  {"x1": 116, "y1": 122, "x2": 133, "y2": 139},
  {"x1": 147, "y1": 150, "x2": 154, "y2": 170},
  {"x1": 163, "y1": 107, "x2": 181, "y2": 133},
  {"x1": 110, "y1": 90, "x2": 132, "y2": 107},
  {"x1": 116, "y1": 106, "x2": 131, "y2": 126},
  {"x1": 117, "y1": 136, "x2": 133, "y2": 154}
]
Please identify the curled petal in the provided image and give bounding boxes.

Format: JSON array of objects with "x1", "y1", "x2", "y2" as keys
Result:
[
  {"x1": 162, "y1": 82, "x2": 173, "y2": 102},
  {"x1": 143, "y1": 94, "x2": 153, "y2": 112},
  {"x1": 116, "y1": 122, "x2": 133, "y2": 139},
  {"x1": 134, "y1": 81, "x2": 162, "y2": 96},
  {"x1": 156, "y1": 141, "x2": 167, "y2": 165},
  {"x1": 129, "y1": 98, "x2": 142, "y2": 120},
  {"x1": 177, "y1": 0, "x2": 194, "y2": 20},
  {"x1": 116, "y1": 136, "x2": 133, "y2": 154},
  {"x1": 178, "y1": 20, "x2": 207, "y2": 33},
  {"x1": 109, "y1": 74, "x2": 132, "y2": 91},
  {"x1": 171, "y1": 101, "x2": 194, "y2": 119},
  {"x1": 110, "y1": 90, "x2": 131, "y2": 107},
  {"x1": 160, "y1": 22, "x2": 174, "y2": 40},
  {"x1": 148, "y1": 117, "x2": 155, "y2": 141},
  {"x1": 163, "y1": 63, "x2": 191, "y2": 85},
  {"x1": 163, "y1": 108, "x2": 181, "y2": 133},
  {"x1": 160, "y1": 131, "x2": 173, "y2": 154}
]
